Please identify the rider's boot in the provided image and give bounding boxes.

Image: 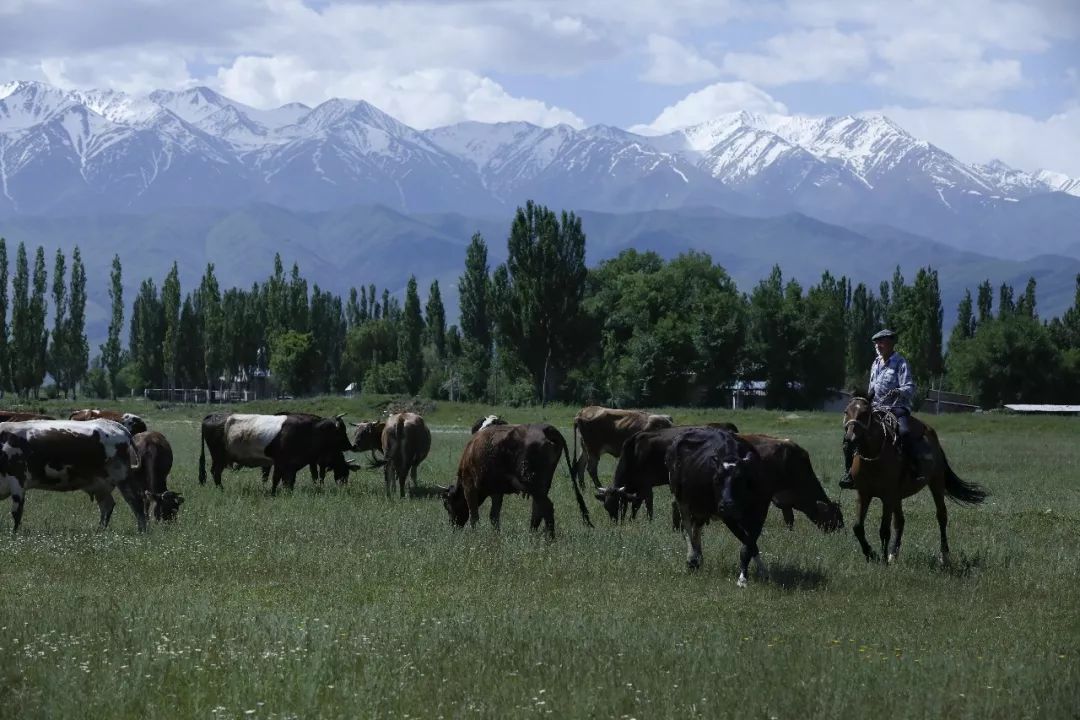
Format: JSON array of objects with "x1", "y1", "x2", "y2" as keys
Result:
[
  {"x1": 903, "y1": 435, "x2": 933, "y2": 484},
  {"x1": 838, "y1": 438, "x2": 856, "y2": 490}
]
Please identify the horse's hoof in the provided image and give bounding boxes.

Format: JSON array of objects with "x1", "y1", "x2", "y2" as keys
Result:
[{"x1": 737, "y1": 573, "x2": 748, "y2": 588}]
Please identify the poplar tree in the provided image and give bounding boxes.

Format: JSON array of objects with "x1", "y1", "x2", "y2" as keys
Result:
[
  {"x1": 67, "y1": 248, "x2": 89, "y2": 398},
  {"x1": 101, "y1": 255, "x2": 124, "y2": 399},
  {"x1": 48, "y1": 249, "x2": 68, "y2": 395},
  {"x1": 0, "y1": 239, "x2": 8, "y2": 395},
  {"x1": 425, "y1": 279, "x2": 446, "y2": 359},
  {"x1": 10, "y1": 243, "x2": 30, "y2": 396},
  {"x1": 400, "y1": 276, "x2": 425, "y2": 394},
  {"x1": 162, "y1": 262, "x2": 181, "y2": 390},
  {"x1": 29, "y1": 247, "x2": 48, "y2": 396},
  {"x1": 197, "y1": 264, "x2": 223, "y2": 400}
]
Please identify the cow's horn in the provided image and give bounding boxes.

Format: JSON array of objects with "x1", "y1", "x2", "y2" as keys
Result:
[
  {"x1": 335, "y1": 412, "x2": 347, "y2": 420},
  {"x1": 722, "y1": 461, "x2": 738, "y2": 470}
]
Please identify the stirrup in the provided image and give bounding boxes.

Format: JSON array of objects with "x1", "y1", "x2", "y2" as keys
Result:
[{"x1": 838, "y1": 475, "x2": 855, "y2": 490}]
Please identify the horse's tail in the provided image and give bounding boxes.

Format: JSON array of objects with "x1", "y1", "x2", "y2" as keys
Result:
[
  {"x1": 198, "y1": 421, "x2": 207, "y2": 485},
  {"x1": 942, "y1": 453, "x2": 988, "y2": 506}
]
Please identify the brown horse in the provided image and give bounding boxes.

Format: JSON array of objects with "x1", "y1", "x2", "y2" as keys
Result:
[{"x1": 842, "y1": 397, "x2": 987, "y2": 564}]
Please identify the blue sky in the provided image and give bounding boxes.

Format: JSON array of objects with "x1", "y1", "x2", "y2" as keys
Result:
[{"x1": 1, "y1": 0, "x2": 1078, "y2": 173}]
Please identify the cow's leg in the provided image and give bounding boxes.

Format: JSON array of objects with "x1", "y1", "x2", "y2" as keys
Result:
[
  {"x1": 528, "y1": 494, "x2": 555, "y2": 537},
  {"x1": 851, "y1": 491, "x2": 876, "y2": 562},
  {"x1": 644, "y1": 487, "x2": 654, "y2": 522},
  {"x1": 309, "y1": 464, "x2": 319, "y2": 485},
  {"x1": 465, "y1": 486, "x2": 481, "y2": 528},
  {"x1": 719, "y1": 516, "x2": 755, "y2": 586},
  {"x1": 9, "y1": 482, "x2": 24, "y2": 535},
  {"x1": 671, "y1": 500, "x2": 682, "y2": 531},
  {"x1": 411, "y1": 461, "x2": 419, "y2": 489},
  {"x1": 586, "y1": 453, "x2": 602, "y2": 488},
  {"x1": 681, "y1": 504, "x2": 703, "y2": 570},
  {"x1": 270, "y1": 466, "x2": 283, "y2": 496},
  {"x1": 888, "y1": 502, "x2": 905, "y2": 563},
  {"x1": 878, "y1": 499, "x2": 893, "y2": 562},
  {"x1": 384, "y1": 463, "x2": 393, "y2": 498},
  {"x1": 212, "y1": 460, "x2": 226, "y2": 488},
  {"x1": 261, "y1": 466, "x2": 270, "y2": 483},
  {"x1": 116, "y1": 483, "x2": 148, "y2": 533},
  {"x1": 399, "y1": 463, "x2": 408, "y2": 499},
  {"x1": 95, "y1": 491, "x2": 116, "y2": 529},
  {"x1": 489, "y1": 493, "x2": 504, "y2": 530},
  {"x1": 780, "y1": 505, "x2": 795, "y2": 530},
  {"x1": 284, "y1": 466, "x2": 299, "y2": 491},
  {"x1": 930, "y1": 481, "x2": 951, "y2": 565}
]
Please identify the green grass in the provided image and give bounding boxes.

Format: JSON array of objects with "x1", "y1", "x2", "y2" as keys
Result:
[{"x1": 1, "y1": 398, "x2": 1078, "y2": 719}]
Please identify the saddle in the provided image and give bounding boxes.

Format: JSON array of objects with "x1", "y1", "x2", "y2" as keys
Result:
[{"x1": 871, "y1": 409, "x2": 927, "y2": 445}]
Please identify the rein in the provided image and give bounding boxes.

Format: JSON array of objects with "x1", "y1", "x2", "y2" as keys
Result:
[{"x1": 843, "y1": 408, "x2": 898, "y2": 464}]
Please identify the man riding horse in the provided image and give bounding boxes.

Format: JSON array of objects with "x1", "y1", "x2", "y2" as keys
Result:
[{"x1": 839, "y1": 328, "x2": 933, "y2": 489}]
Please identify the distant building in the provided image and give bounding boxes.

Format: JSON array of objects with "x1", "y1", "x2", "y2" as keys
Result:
[{"x1": 1004, "y1": 404, "x2": 1080, "y2": 415}]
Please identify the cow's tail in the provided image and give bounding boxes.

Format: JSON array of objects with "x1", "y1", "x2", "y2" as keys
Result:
[
  {"x1": 198, "y1": 421, "x2": 207, "y2": 485},
  {"x1": 942, "y1": 452, "x2": 988, "y2": 506},
  {"x1": 572, "y1": 417, "x2": 581, "y2": 479},
  {"x1": 553, "y1": 426, "x2": 593, "y2": 528}
]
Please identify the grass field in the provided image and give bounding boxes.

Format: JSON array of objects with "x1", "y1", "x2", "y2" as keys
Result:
[{"x1": 1, "y1": 398, "x2": 1078, "y2": 719}]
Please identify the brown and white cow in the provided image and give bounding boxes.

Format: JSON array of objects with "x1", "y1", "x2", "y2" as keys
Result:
[
  {"x1": 199, "y1": 413, "x2": 354, "y2": 493},
  {"x1": 70, "y1": 409, "x2": 148, "y2": 435},
  {"x1": 0, "y1": 411, "x2": 53, "y2": 422},
  {"x1": 132, "y1": 431, "x2": 184, "y2": 521},
  {"x1": 572, "y1": 406, "x2": 674, "y2": 488},
  {"x1": 0, "y1": 419, "x2": 147, "y2": 533},
  {"x1": 370, "y1": 413, "x2": 431, "y2": 498},
  {"x1": 440, "y1": 423, "x2": 593, "y2": 538}
]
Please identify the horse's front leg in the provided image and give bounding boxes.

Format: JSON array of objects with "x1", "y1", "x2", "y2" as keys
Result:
[
  {"x1": 878, "y1": 499, "x2": 894, "y2": 562},
  {"x1": 889, "y1": 502, "x2": 905, "y2": 563},
  {"x1": 851, "y1": 491, "x2": 877, "y2": 562}
]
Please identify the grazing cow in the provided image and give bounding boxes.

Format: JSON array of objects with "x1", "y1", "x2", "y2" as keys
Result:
[
  {"x1": 470, "y1": 415, "x2": 508, "y2": 434},
  {"x1": 667, "y1": 427, "x2": 772, "y2": 586},
  {"x1": 0, "y1": 411, "x2": 53, "y2": 422},
  {"x1": 352, "y1": 420, "x2": 386, "y2": 460},
  {"x1": 0, "y1": 419, "x2": 147, "y2": 533},
  {"x1": 132, "y1": 431, "x2": 184, "y2": 521},
  {"x1": 572, "y1": 406, "x2": 675, "y2": 488},
  {"x1": 199, "y1": 413, "x2": 354, "y2": 493},
  {"x1": 371, "y1": 413, "x2": 431, "y2": 498},
  {"x1": 600, "y1": 429, "x2": 844, "y2": 533},
  {"x1": 440, "y1": 423, "x2": 593, "y2": 538},
  {"x1": 271, "y1": 412, "x2": 358, "y2": 484},
  {"x1": 70, "y1": 409, "x2": 148, "y2": 435}
]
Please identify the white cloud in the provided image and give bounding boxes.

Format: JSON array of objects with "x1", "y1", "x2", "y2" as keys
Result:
[
  {"x1": 217, "y1": 58, "x2": 585, "y2": 129},
  {"x1": 721, "y1": 28, "x2": 869, "y2": 85},
  {"x1": 630, "y1": 81, "x2": 788, "y2": 133},
  {"x1": 879, "y1": 104, "x2": 1080, "y2": 176},
  {"x1": 640, "y1": 35, "x2": 721, "y2": 85}
]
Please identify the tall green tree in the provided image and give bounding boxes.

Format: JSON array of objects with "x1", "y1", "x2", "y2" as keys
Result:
[
  {"x1": 101, "y1": 255, "x2": 124, "y2": 399},
  {"x1": 8, "y1": 243, "x2": 29, "y2": 395},
  {"x1": 744, "y1": 266, "x2": 803, "y2": 408},
  {"x1": 66, "y1": 247, "x2": 89, "y2": 398},
  {"x1": 197, "y1": 264, "x2": 223, "y2": 400},
  {"x1": 129, "y1": 278, "x2": 164, "y2": 390},
  {"x1": 400, "y1": 277, "x2": 425, "y2": 394},
  {"x1": 425, "y1": 279, "x2": 446, "y2": 359},
  {"x1": 845, "y1": 282, "x2": 878, "y2": 388},
  {"x1": 459, "y1": 233, "x2": 492, "y2": 399},
  {"x1": 976, "y1": 280, "x2": 994, "y2": 324},
  {"x1": 176, "y1": 294, "x2": 202, "y2": 388},
  {"x1": 29, "y1": 247, "x2": 48, "y2": 396},
  {"x1": 798, "y1": 271, "x2": 848, "y2": 406},
  {"x1": 0, "y1": 239, "x2": 9, "y2": 395},
  {"x1": 493, "y1": 201, "x2": 588, "y2": 404},
  {"x1": 48, "y1": 249, "x2": 68, "y2": 395},
  {"x1": 161, "y1": 262, "x2": 182, "y2": 390}
]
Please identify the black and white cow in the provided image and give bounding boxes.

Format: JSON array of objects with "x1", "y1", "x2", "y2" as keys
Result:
[
  {"x1": 0, "y1": 419, "x2": 147, "y2": 533},
  {"x1": 667, "y1": 427, "x2": 770, "y2": 587},
  {"x1": 198, "y1": 413, "x2": 355, "y2": 493}
]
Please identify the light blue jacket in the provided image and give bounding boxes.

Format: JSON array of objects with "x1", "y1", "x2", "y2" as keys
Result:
[{"x1": 868, "y1": 352, "x2": 915, "y2": 410}]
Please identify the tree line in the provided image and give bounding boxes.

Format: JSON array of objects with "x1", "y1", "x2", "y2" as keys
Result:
[{"x1": 3, "y1": 201, "x2": 1080, "y2": 408}]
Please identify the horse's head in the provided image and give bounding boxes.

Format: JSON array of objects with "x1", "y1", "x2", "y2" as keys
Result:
[{"x1": 843, "y1": 397, "x2": 873, "y2": 444}]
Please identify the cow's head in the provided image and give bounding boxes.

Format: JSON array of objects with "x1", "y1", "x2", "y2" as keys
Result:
[
  {"x1": 809, "y1": 498, "x2": 845, "y2": 532},
  {"x1": 352, "y1": 421, "x2": 385, "y2": 453},
  {"x1": 121, "y1": 413, "x2": 148, "y2": 435},
  {"x1": 145, "y1": 490, "x2": 184, "y2": 522},
  {"x1": 438, "y1": 484, "x2": 468, "y2": 527},
  {"x1": 717, "y1": 450, "x2": 757, "y2": 519},
  {"x1": 594, "y1": 486, "x2": 636, "y2": 521}
]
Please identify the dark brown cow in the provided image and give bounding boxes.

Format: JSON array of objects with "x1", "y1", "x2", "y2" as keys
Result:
[
  {"x1": 271, "y1": 412, "x2": 359, "y2": 484},
  {"x1": 351, "y1": 420, "x2": 386, "y2": 461},
  {"x1": 0, "y1": 419, "x2": 146, "y2": 533},
  {"x1": 132, "y1": 431, "x2": 184, "y2": 521},
  {"x1": 572, "y1": 406, "x2": 674, "y2": 488},
  {"x1": 0, "y1": 411, "x2": 53, "y2": 422},
  {"x1": 70, "y1": 409, "x2": 148, "y2": 435},
  {"x1": 440, "y1": 423, "x2": 593, "y2": 538},
  {"x1": 371, "y1": 413, "x2": 431, "y2": 498},
  {"x1": 668, "y1": 427, "x2": 769, "y2": 586},
  {"x1": 199, "y1": 413, "x2": 354, "y2": 493}
]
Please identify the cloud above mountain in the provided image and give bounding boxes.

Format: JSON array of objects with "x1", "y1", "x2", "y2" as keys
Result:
[{"x1": 0, "y1": 0, "x2": 1076, "y2": 172}]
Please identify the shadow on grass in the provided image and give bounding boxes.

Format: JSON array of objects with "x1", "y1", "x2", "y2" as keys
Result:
[
  {"x1": 763, "y1": 562, "x2": 829, "y2": 591},
  {"x1": 405, "y1": 485, "x2": 447, "y2": 500}
]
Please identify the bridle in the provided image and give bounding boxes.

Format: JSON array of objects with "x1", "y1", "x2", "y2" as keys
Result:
[{"x1": 843, "y1": 402, "x2": 891, "y2": 463}]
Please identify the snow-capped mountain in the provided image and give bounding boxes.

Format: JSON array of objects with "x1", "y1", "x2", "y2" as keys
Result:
[{"x1": 0, "y1": 80, "x2": 1078, "y2": 258}]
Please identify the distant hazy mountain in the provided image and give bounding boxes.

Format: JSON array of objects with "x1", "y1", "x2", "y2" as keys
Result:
[
  {"x1": 3, "y1": 204, "x2": 1078, "y2": 349},
  {"x1": 2, "y1": 81, "x2": 1079, "y2": 260}
]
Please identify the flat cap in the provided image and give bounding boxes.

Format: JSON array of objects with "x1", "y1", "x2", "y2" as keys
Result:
[{"x1": 871, "y1": 328, "x2": 898, "y2": 341}]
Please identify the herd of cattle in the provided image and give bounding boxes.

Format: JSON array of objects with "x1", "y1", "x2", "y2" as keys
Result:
[{"x1": 0, "y1": 406, "x2": 847, "y2": 586}]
